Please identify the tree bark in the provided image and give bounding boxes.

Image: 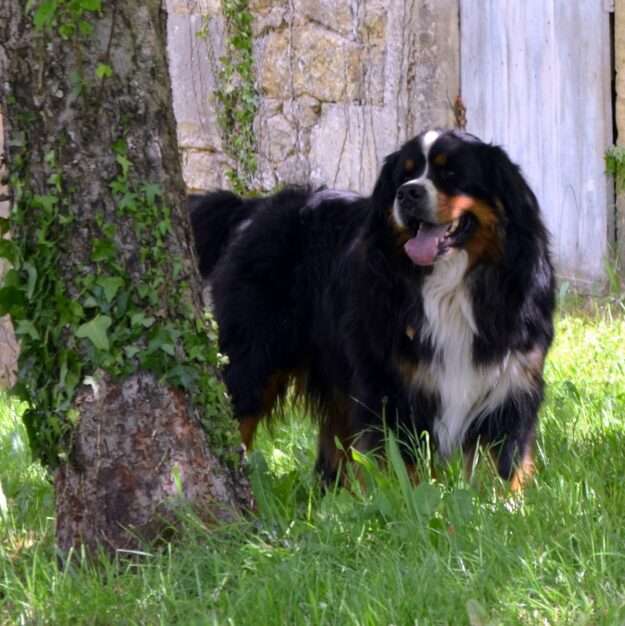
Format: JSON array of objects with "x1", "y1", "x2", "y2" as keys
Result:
[
  {"x1": 0, "y1": 1, "x2": 250, "y2": 553},
  {"x1": 0, "y1": 113, "x2": 18, "y2": 389}
]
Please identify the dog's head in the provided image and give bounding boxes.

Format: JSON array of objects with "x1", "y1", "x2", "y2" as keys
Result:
[{"x1": 373, "y1": 129, "x2": 542, "y2": 268}]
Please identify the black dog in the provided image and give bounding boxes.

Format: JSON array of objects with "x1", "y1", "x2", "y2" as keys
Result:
[{"x1": 190, "y1": 129, "x2": 555, "y2": 490}]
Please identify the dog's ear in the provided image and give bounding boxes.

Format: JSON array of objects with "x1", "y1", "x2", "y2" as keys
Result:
[
  {"x1": 371, "y1": 150, "x2": 400, "y2": 211},
  {"x1": 480, "y1": 144, "x2": 540, "y2": 226},
  {"x1": 479, "y1": 144, "x2": 551, "y2": 285}
]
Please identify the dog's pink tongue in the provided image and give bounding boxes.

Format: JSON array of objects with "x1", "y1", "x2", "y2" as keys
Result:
[{"x1": 403, "y1": 223, "x2": 449, "y2": 266}]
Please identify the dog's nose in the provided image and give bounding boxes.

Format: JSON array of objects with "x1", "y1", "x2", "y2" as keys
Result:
[{"x1": 397, "y1": 183, "x2": 427, "y2": 204}]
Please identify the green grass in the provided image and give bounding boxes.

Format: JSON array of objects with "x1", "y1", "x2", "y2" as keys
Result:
[{"x1": 2, "y1": 303, "x2": 625, "y2": 625}]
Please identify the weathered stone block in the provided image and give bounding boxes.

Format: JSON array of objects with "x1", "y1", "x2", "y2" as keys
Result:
[
  {"x1": 309, "y1": 103, "x2": 398, "y2": 193},
  {"x1": 167, "y1": 0, "x2": 221, "y2": 16},
  {"x1": 292, "y1": 0, "x2": 354, "y2": 38},
  {"x1": 261, "y1": 113, "x2": 296, "y2": 162},
  {"x1": 249, "y1": 0, "x2": 286, "y2": 13},
  {"x1": 252, "y1": 5, "x2": 288, "y2": 37},
  {"x1": 182, "y1": 149, "x2": 233, "y2": 191},
  {"x1": 167, "y1": 13, "x2": 225, "y2": 151},
  {"x1": 282, "y1": 95, "x2": 321, "y2": 128},
  {"x1": 258, "y1": 25, "x2": 364, "y2": 103},
  {"x1": 275, "y1": 154, "x2": 310, "y2": 185}
]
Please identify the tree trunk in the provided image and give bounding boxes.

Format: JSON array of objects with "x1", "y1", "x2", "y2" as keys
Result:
[
  {"x1": 0, "y1": 1, "x2": 250, "y2": 554},
  {"x1": 0, "y1": 113, "x2": 18, "y2": 389}
]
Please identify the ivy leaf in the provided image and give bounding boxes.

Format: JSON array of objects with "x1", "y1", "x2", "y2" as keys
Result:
[
  {"x1": 78, "y1": 19, "x2": 93, "y2": 37},
  {"x1": 33, "y1": 0, "x2": 58, "y2": 30},
  {"x1": 15, "y1": 320, "x2": 40, "y2": 341},
  {"x1": 0, "y1": 218, "x2": 10, "y2": 237},
  {"x1": 32, "y1": 194, "x2": 58, "y2": 214},
  {"x1": 112, "y1": 138, "x2": 127, "y2": 156},
  {"x1": 95, "y1": 63, "x2": 113, "y2": 79},
  {"x1": 91, "y1": 238, "x2": 116, "y2": 263},
  {"x1": 143, "y1": 183, "x2": 161, "y2": 206},
  {"x1": 0, "y1": 286, "x2": 26, "y2": 316},
  {"x1": 118, "y1": 192, "x2": 138, "y2": 213},
  {"x1": 166, "y1": 365, "x2": 198, "y2": 390},
  {"x1": 23, "y1": 262, "x2": 38, "y2": 300},
  {"x1": 79, "y1": 0, "x2": 101, "y2": 10},
  {"x1": 147, "y1": 326, "x2": 177, "y2": 356},
  {"x1": 76, "y1": 315, "x2": 112, "y2": 351},
  {"x1": 59, "y1": 22, "x2": 75, "y2": 39},
  {"x1": 96, "y1": 276, "x2": 124, "y2": 303},
  {"x1": 124, "y1": 345, "x2": 140, "y2": 359},
  {"x1": 0, "y1": 240, "x2": 17, "y2": 265},
  {"x1": 116, "y1": 154, "x2": 131, "y2": 179},
  {"x1": 130, "y1": 312, "x2": 155, "y2": 328},
  {"x1": 1, "y1": 269, "x2": 19, "y2": 289}
]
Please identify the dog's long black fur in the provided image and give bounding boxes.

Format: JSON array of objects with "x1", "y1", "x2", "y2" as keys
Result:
[{"x1": 190, "y1": 129, "x2": 556, "y2": 488}]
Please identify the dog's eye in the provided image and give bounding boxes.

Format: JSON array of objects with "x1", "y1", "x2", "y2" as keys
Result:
[{"x1": 439, "y1": 169, "x2": 457, "y2": 182}]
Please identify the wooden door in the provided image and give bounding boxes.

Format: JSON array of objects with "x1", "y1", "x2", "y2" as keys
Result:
[{"x1": 461, "y1": 1, "x2": 613, "y2": 290}]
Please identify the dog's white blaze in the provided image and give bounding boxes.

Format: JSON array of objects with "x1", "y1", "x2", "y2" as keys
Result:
[
  {"x1": 418, "y1": 250, "x2": 535, "y2": 457},
  {"x1": 392, "y1": 130, "x2": 441, "y2": 229},
  {"x1": 422, "y1": 129, "x2": 440, "y2": 154}
]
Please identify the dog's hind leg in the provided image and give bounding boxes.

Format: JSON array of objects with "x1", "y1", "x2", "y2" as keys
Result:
[
  {"x1": 239, "y1": 416, "x2": 262, "y2": 451},
  {"x1": 314, "y1": 394, "x2": 354, "y2": 487},
  {"x1": 227, "y1": 368, "x2": 292, "y2": 451}
]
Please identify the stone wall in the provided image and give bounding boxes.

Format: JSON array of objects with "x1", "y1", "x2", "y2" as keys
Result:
[{"x1": 167, "y1": 0, "x2": 459, "y2": 194}]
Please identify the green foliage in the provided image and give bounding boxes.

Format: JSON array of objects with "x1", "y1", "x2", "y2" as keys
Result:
[
  {"x1": 605, "y1": 145, "x2": 625, "y2": 192},
  {"x1": 3, "y1": 305, "x2": 625, "y2": 623},
  {"x1": 95, "y1": 63, "x2": 113, "y2": 79},
  {"x1": 0, "y1": 141, "x2": 235, "y2": 467},
  {"x1": 28, "y1": 0, "x2": 101, "y2": 40},
  {"x1": 213, "y1": 0, "x2": 258, "y2": 194}
]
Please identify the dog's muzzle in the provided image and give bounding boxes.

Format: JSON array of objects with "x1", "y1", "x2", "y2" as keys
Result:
[{"x1": 396, "y1": 182, "x2": 435, "y2": 230}]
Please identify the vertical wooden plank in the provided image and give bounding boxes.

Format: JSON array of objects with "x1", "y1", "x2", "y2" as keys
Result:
[
  {"x1": 615, "y1": 0, "x2": 625, "y2": 277},
  {"x1": 461, "y1": 0, "x2": 613, "y2": 291}
]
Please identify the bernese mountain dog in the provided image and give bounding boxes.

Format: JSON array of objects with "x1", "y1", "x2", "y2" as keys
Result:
[{"x1": 190, "y1": 128, "x2": 556, "y2": 491}]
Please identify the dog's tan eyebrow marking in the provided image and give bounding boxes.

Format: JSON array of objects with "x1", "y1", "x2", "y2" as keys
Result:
[
  {"x1": 404, "y1": 159, "x2": 415, "y2": 172},
  {"x1": 433, "y1": 153, "x2": 447, "y2": 166}
]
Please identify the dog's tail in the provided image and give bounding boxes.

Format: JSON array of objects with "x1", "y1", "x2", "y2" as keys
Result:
[{"x1": 188, "y1": 191, "x2": 257, "y2": 278}]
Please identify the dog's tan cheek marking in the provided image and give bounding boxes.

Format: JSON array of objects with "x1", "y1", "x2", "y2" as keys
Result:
[{"x1": 436, "y1": 195, "x2": 503, "y2": 268}]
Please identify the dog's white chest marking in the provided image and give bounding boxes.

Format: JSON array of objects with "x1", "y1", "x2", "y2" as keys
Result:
[{"x1": 417, "y1": 251, "x2": 532, "y2": 457}]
